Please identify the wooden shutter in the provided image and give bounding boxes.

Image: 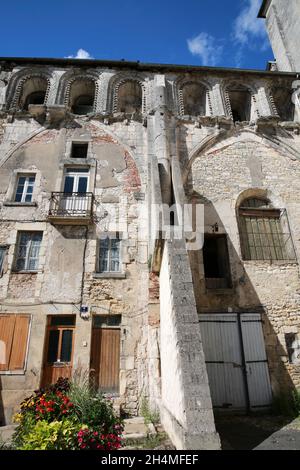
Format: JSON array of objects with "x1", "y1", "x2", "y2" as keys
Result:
[
  {"x1": 0, "y1": 315, "x2": 15, "y2": 371},
  {"x1": 0, "y1": 314, "x2": 30, "y2": 371},
  {"x1": 9, "y1": 315, "x2": 30, "y2": 370}
]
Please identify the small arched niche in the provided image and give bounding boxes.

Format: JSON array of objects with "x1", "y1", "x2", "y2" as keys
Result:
[
  {"x1": 69, "y1": 79, "x2": 96, "y2": 115},
  {"x1": 271, "y1": 87, "x2": 295, "y2": 121},
  {"x1": 226, "y1": 84, "x2": 252, "y2": 122},
  {"x1": 116, "y1": 80, "x2": 143, "y2": 113},
  {"x1": 181, "y1": 82, "x2": 207, "y2": 116},
  {"x1": 19, "y1": 77, "x2": 48, "y2": 111}
]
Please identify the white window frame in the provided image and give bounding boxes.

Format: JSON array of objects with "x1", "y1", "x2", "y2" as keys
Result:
[
  {"x1": 98, "y1": 237, "x2": 121, "y2": 273},
  {"x1": 14, "y1": 232, "x2": 43, "y2": 272},
  {"x1": 15, "y1": 174, "x2": 36, "y2": 203}
]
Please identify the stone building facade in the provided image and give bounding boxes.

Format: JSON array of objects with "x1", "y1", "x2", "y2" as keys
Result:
[
  {"x1": 258, "y1": 0, "x2": 300, "y2": 72},
  {"x1": 0, "y1": 49, "x2": 299, "y2": 449}
]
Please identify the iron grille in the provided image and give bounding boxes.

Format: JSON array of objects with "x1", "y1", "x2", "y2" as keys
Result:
[
  {"x1": 239, "y1": 209, "x2": 296, "y2": 261},
  {"x1": 49, "y1": 192, "x2": 94, "y2": 218}
]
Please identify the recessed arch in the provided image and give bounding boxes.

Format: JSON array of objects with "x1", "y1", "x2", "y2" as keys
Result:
[
  {"x1": 184, "y1": 128, "x2": 300, "y2": 185},
  {"x1": 175, "y1": 77, "x2": 212, "y2": 116},
  {"x1": 56, "y1": 69, "x2": 100, "y2": 111},
  {"x1": 221, "y1": 80, "x2": 258, "y2": 122},
  {"x1": 5, "y1": 69, "x2": 51, "y2": 110},
  {"x1": 107, "y1": 73, "x2": 147, "y2": 115}
]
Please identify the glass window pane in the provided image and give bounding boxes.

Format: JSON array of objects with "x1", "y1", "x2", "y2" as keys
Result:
[
  {"x1": 15, "y1": 192, "x2": 23, "y2": 202},
  {"x1": 0, "y1": 247, "x2": 5, "y2": 272},
  {"x1": 50, "y1": 316, "x2": 76, "y2": 327},
  {"x1": 77, "y1": 177, "x2": 88, "y2": 193},
  {"x1": 47, "y1": 330, "x2": 60, "y2": 363},
  {"x1": 99, "y1": 238, "x2": 109, "y2": 272},
  {"x1": 64, "y1": 176, "x2": 74, "y2": 193},
  {"x1": 60, "y1": 330, "x2": 73, "y2": 362}
]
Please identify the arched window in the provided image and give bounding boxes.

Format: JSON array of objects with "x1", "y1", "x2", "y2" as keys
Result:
[
  {"x1": 238, "y1": 197, "x2": 296, "y2": 261},
  {"x1": 117, "y1": 81, "x2": 142, "y2": 113},
  {"x1": 69, "y1": 79, "x2": 95, "y2": 115},
  {"x1": 271, "y1": 87, "x2": 295, "y2": 121},
  {"x1": 181, "y1": 83, "x2": 207, "y2": 116},
  {"x1": 19, "y1": 77, "x2": 48, "y2": 110},
  {"x1": 226, "y1": 85, "x2": 252, "y2": 122}
]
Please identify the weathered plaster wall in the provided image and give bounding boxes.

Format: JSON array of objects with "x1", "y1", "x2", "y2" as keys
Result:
[{"x1": 189, "y1": 133, "x2": 300, "y2": 392}]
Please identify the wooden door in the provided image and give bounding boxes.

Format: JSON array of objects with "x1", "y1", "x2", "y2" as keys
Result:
[
  {"x1": 90, "y1": 327, "x2": 120, "y2": 393},
  {"x1": 41, "y1": 316, "x2": 75, "y2": 387}
]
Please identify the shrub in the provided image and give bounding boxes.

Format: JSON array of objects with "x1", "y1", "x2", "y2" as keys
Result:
[
  {"x1": 12, "y1": 377, "x2": 124, "y2": 450},
  {"x1": 20, "y1": 419, "x2": 81, "y2": 450},
  {"x1": 77, "y1": 427, "x2": 123, "y2": 450},
  {"x1": 272, "y1": 388, "x2": 300, "y2": 417},
  {"x1": 69, "y1": 380, "x2": 123, "y2": 432}
]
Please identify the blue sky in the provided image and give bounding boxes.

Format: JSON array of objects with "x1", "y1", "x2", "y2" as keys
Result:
[{"x1": 0, "y1": 0, "x2": 273, "y2": 69}]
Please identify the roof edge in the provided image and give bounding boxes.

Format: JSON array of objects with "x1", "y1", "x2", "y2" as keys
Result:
[
  {"x1": 0, "y1": 56, "x2": 298, "y2": 78},
  {"x1": 258, "y1": 0, "x2": 272, "y2": 18}
]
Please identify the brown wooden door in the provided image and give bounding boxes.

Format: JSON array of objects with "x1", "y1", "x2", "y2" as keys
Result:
[
  {"x1": 90, "y1": 328, "x2": 120, "y2": 393},
  {"x1": 41, "y1": 316, "x2": 75, "y2": 387}
]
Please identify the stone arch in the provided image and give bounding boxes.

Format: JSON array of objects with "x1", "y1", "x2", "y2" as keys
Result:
[
  {"x1": 184, "y1": 128, "x2": 300, "y2": 184},
  {"x1": 266, "y1": 83, "x2": 295, "y2": 121},
  {"x1": 107, "y1": 73, "x2": 147, "y2": 114},
  {"x1": 221, "y1": 80, "x2": 259, "y2": 121},
  {"x1": 175, "y1": 77, "x2": 212, "y2": 116},
  {"x1": 56, "y1": 69, "x2": 100, "y2": 111},
  {"x1": 5, "y1": 68, "x2": 52, "y2": 110}
]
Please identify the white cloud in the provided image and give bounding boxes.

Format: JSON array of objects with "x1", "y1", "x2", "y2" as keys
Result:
[
  {"x1": 187, "y1": 32, "x2": 224, "y2": 66},
  {"x1": 233, "y1": 0, "x2": 268, "y2": 49},
  {"x1": 66, "y1": 48, "x2": 94, "y2": 59}
]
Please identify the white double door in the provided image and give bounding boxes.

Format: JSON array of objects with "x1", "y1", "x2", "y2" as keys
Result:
[{"x1": 62, "y1": 168, "x2": 89, "y2": 214}]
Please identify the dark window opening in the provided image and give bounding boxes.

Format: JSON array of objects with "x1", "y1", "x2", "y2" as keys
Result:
[
  {"x1": 24, "y1": 91, "x2": 46, "y2": 110},
  {"x1": 203, "y1": 234, "x2": 232, "y2": 289},
  {"x1": 285, "y1": 333, "x2": 300, "y2": 364},
  {"x1": 50, "y1": 315, "x2": 76, "y2": 327},
  {"x1": 228, "y1": 89, "x2": 251, "y2": 122},
  {"x1": 93, "y1": 315, "x2": 121, "y2": 328},
  {"x1": 60, "y1": 330, "x2": 73, "y2": 362},
  {"x1": 47, "y1": 330, "x2": 60, "y2": 363},
  {"x1": 182, "y1": 83, "x2": 207, "y2": 116},
  {"x1": 71, "y1": 143, "x2": 89, "y2": 159},
  {"x1": 72, "y1": 95, "x2": 94, "y2": 115},
  {"x1": 271, "y1": 88, "x2": 295, "y2": 121}
]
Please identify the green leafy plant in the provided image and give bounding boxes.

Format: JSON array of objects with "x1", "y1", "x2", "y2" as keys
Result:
[
  {"x1": 272, "y1": 389, "x2": 300, "y2": 417},
  {"x1": 20, "y1": 419, "x2": 81, "y2": 450},
  {"x1": 140, "y1": 396, "x2": 159, "y2": 425},
  {"x1": 12, "y1": 377, "x2": 124, "y2": 451}
]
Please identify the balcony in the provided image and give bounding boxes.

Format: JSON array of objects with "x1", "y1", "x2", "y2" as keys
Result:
[{"x1": 48, "y1": 192, "x2": 94, "y2": 225}]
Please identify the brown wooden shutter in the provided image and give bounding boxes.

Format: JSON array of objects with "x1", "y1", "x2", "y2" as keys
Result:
[
  {"x1": 0, "y1": 315, "x2": 15, "y2": 371},
  {"x1": 9, "y1": 315, "x2": 30, "y2": 370}
]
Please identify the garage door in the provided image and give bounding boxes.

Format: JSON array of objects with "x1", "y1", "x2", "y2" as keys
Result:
[{"x1": 199, "y1": 313, "x2": 272, "y2": 411}]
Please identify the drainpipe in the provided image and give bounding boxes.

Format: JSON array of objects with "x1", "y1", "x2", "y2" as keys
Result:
[{"x1": 153, "y1": 74, "x2": 172, "y2": 206}]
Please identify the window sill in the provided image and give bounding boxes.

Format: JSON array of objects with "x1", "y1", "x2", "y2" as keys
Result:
[
  {"x1": 243, "y1": 260, "x2": 298, "y2": 266},
  {"x1": 0, "y1": 370, "x2": 25, "y2": 376},
  {"x1": 93, "y1": 272, "x2": 126, "y2": 279},
  {"x1": 3, "y1": 201, "x2": 37, "y2": 207},
  {"x1": 11, "y1": 270, "x2": 39, "y2": 274},
  {"x1": 206, "y1": 288, "x2": 234, "y2": 295}
]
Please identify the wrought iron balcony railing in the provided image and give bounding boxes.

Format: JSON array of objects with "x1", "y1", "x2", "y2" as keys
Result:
[{"x1": 48, "y1": 192, "x2": 94, "y2": 224}]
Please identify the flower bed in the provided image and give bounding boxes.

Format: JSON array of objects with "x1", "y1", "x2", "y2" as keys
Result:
[{"x1": 12, "y1": 377, "x2": 123, "y2": 450}]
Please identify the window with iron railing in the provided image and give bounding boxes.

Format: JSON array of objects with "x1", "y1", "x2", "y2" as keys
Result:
[{"x1": 238, "y1": 198, "x2": 296, "y2": 261}]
